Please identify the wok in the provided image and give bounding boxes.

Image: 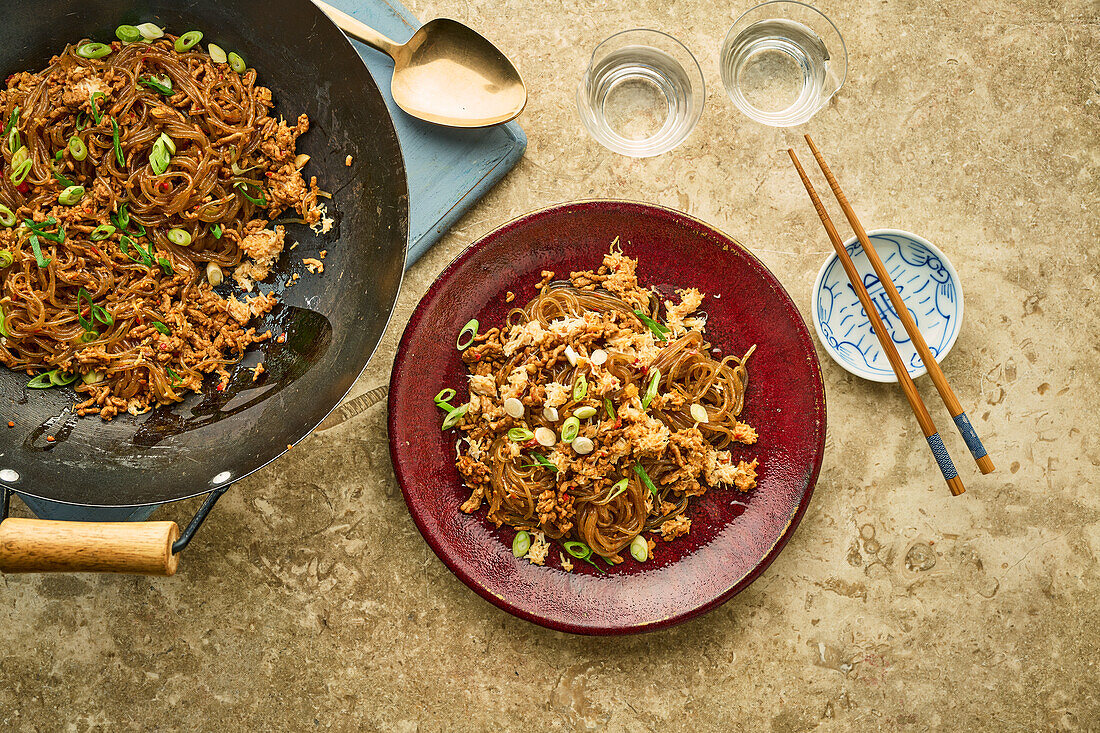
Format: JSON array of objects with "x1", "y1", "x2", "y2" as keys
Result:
[{"x1": 0, "y1": 0, "x2": 408, "y2": 573}]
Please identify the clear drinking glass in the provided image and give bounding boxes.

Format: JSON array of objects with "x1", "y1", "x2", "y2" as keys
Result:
[
  {"x1": 577, "y1": 29, "x2": 705, "y2": 157},
  {"x1": 720, "y1": 1, "x2": 846, "y2": 127}
]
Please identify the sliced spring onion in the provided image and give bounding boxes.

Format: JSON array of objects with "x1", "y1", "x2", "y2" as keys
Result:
[
  {"x1": 111, "y1": 118, "x2": 123, "y2": 166},
  {"x1": 112, "y1": 202, "x2": 129, "y2": 231},
  {"x1": 630, "y1": 534, "x2": 649, "y2": 562},
  {"x1": 157, "y1": 132, "x2": 176, "y2": 155},
  {"x1": 58, "y1": 185, "x2": 84, "y2": 206},
  {"x1": 89, "y1": 223, "x2": 115, "y2": 241},
  {"x1": 0, "y1": 251, "x2": 11, "y2": 268},
  {"x1": 205, "y1": 262, "x2": 223, "y2": 286},
  {"x1": 573, "y1": 405, "x2": 596, "y2": 419},
  {"x1": 166, "y1": 367, "x2": 181, "y2": 385},
  {"x1": 54, "y1": 149, "x2": 63, "y2": 161},
  {"x1": 434, "y1": 387, "x2": 457, "y2": 404},
  {"x1": 79, "y1": 331, "x2": 98, "y2": 343},
  {"x1": 76, "y1": 42, "x2": 111, "y2": 59},
  {"x1": 507, "y1": 427, "x2": 534, "y2": 442},
  {"x1": 0, "y1": 204, "x2": 14, "y2": 228},
  {"x1": 564, "y1": 345, "x2": 578, "y2": 366},
  {"x1": 77, "y1": 287, "x2": 94, "y2": 330},
  {"x1": 0, "y1": 306, "x2": 10, "y2": 337},
  {"x1": 227, "y1": 51, "x2": 246, "y2": 73},
  {"x1": 207, "y1": 43, "x2": 227, "y2": 64},
  {"x1": 28, "y1": 232, "x2": 49, "y2": 268},
  {"x1": 456, "y1": 318, "x2": 478, "y2": 350},
  {"x1": 149, "y1": 143, "x2": 170, "y2": 175},
  {"x1": 571, "y1": 436, "x2": 594, "y2": 455},
  {"x1": 534, "y1": 426, "x2": 556, "y2": 447},
  {"x1": 531, "y1": 452, "x2": 558, "y2": 472},
  {"x1": 603, "y1": 478, "x2": 629, "y2": 504},
  {"x1": 136, "y1": 23, "x2": 164, "y2": 41},
  {"x1": 10, "y1": 146, "x2": 28, "y2": 170},
  {"x1": 690, "y1": 403, "x2": 709, "y2": 423},
  {"x1": 561, "y1": 416, "x2": 580, "y2": 443},
  {"x1": 157, "y1": 257, "x2": 173, "y2": 275},
  {"x1": 24, "y1": 217, "x2": 64, "y2": 243},
  {"x1": 233, "y1": 180, "x2": 266, "y2": 206},
  {"x1": 633, "y1": 309, "x2": 670, "y2": 341},
  {"x1": 604, "y1": 398, "x2": 616, "y2": 420},
  {"x1": 26, "y1": 372, "x2": 56, "y2": 389},
  {"x1": 572, "y1": 374, "x2": 587, "y2": 401},
  {"x1": 10, "y1": 158, "x2": 31, "y2": 184},
  {"x1": 151, "y1": 321, "x2": 171, "y2": 335},
  {"x1": 2, "y1": 106, "x2": 19, "y2": 138},
  {"x1": 92, "y1": 305, "x2": 113, "y2": 326},
  {"x1": 138, "y1": 75, "x2": 173, "y2": 95},
  {"x1": 166, "y1": 227, "x2": 191, "y2": 246},
  {"x1": 633, "y1": 463, "x2": 658, "y2": 496},
  {"x1": 440, "y1": 402, "x2": 468, "y2": 430},
  {"x1": 90, "y1": 92, "x2": 104, "y2": 124},
  {"x1": 49, "y1": 370, "x2": 78, "y2": 386},
  {"x1": 503, "y1": 397, "x2": 525, "y2": 419},
  {"x1": 211, "y1": 223, "x2": 222, "y2": 239},
  {"x1": 7, "y1": 126, "x2": 21, "y2": 155},
  {"x1": 68, "y1": 135, "x2": 88, "y2": 161},
  {"x1": 562, "y1": 540, "x2": 605, "y2": 572},
  {"x1": 116, "y1": 24, "x2": 142, "y2": 43},
  {"x1": 642, "y1": 368, "x2": 660, "y2": 409},
  {"x1": 542, "y1": 406, "x2": 559, "y2": 422},
  {"x1": 82, "y1": 370, "x2": 103, "y2": 384},
  {"x1": 52, "y1": 164, "x2": 75, "y2": 188},
  {"x1": 174, "y1": 30, "x2": 203, "y2": 53},
  {"x1": 512, "y1": 531, "x2": 531, "y2": 558},
  {"x1": 590, "y1": 348, "x2": 608, "y2": 365}
]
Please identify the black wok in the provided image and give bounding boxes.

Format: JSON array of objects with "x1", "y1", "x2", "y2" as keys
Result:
[{"x1": 0, "y1": 0, "x2": 408, "y2": 572}]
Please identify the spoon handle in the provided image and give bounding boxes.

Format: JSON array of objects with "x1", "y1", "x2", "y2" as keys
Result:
[{"x1": 313, "y1": 0, "x2": 403, "y2": 59}]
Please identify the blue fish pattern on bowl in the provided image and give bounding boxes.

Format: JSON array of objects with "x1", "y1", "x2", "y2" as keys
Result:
[{"x1": 813, "y1": 230, "x2": 963, "y2": 382}]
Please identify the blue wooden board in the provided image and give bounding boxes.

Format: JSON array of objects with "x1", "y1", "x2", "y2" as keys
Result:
[
  {"x1": 19, "y1": 0, "x2": 525, "y2": 521},
  {"x1": 334, "y1": 0, "x2": 527, "y2": 268}
]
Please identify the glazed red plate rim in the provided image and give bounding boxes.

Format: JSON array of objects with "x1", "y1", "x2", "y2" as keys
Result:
[{"x1": 388, "y1": 200, "x2": 826, "y2": 634}]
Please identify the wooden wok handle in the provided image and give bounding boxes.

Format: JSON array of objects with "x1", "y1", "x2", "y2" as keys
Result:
[{"x1": 0, "y1": 518, "x2": 180, "y2": 575}]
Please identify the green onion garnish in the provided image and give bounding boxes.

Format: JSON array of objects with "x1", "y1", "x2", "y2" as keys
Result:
[
  {"x1": 136, "y1": 23, "x2": 164, "y2": 41},
  {"x1": 89, "y1": 224, "x2": 115, "y2": 241},
  {"x1": 76, "y1": 287, "x2": 94, "y2": 330},
  {"x1": 10, "y1": 158, "x2": 31, "y2": 185},
  {"x1": 79, "y1": 331, "x2": 98, "y2": 343},
  {"x1": 207, "y1": 43, "x2": 228, "y2": 64},
  {"x1": 573, "y1": 374, "x2": 588, "y2": 401},
  {"x1": 508, "y1": 427, "x2": 534, "y2": 442},
  {"x1": 561, "y1": 416, "x2": 580, "y2": 443},
  {"x1": 562, "y1": 541, "x2": 605, "y2": 573},
  {"x1": 50, "y1": 370, "x2": 78, "y2": 386},
  {"x1": 211, "y1": 223, "x2": 222, "y2": 239},
  {"x1": 0, "y1": 305, "x2": 9, "y2": 337},
  {"x1": 174, "y1": 30, "x2": 203, "y2": 53},
  {"x1": 76, "y1": 42, "x2": 111, "y2": 60},
  {"x1": 157, "y1": 132, "x2": 176, "y2": 155},
  {"x1": 92, "y1": 304, "x2": 112, "y2": 326},
  {"x1": 434, "y1": 387, "x2": 457, "y2": 404},
  {"x1": 0, "y1": 204, "x2": 14, "y2": 228},
  {"x1": 90, "y1": 92, "x2": 104, "y2": 125},
  {"x1": 456, "y1": 319, "x2": 479, "y2": 350},
  {"x1": 166, "y1": 227, "x2": 191, "y2": 247},
  {"x1": 116, "y1": 24, "x2": 142, "y2": 43},
  {"x1": 604, "y1": 478, "x2": 629, "y2": 503},
  {"x1": 530, "y1": 453, "x2": 558, "y2": 472},
  {"x1": 166, "y1": 367, "x2": 182, "y2": 385},
  {"x1": 26, "y1": 372, "x2": 56, "y2": 389},
  {"x1": 604, "y1": 398, "x2": 616, "y2": 420},
  {"x1": 28, "y1": 232, "x2": 49, "y2": 268},
  {"x1": 112, "y1": 202, "x2": 129, "y2": 231},
  {"x1": 149, "y1": 144, "x2": 169, "y2": 175},
  {"x1": 118, "y1": 235, "x2": 154, "y2": 266},
  {"x1": 137, "y1": 75, "x2": 173, "y2": 95},
  {"x1": 2, "y1": 106, "x2": 19, "y2": 138},
  {"x1": 7, "y1": 127, "x2": 21, "y2": 156},
  {"x1": 58, "y1": 185, "x2": 84, "y2": 206},
  {"x1": 227, "y1": 51, "x2": 246, "y2": 74},
  {"x1": 54, "y1": 149, "x2": 63, "y2": 162},
  {"x1": 0, "y1": 251, "x2": 11, "y2": 268},
  {"x1": 512, "y1": 531, "x2": 531, "y2": 558},
  {"x1": 441, "y1": 402, "x2": 469, "y2": 430},
  {"x1": 111, "y1": 118, "x2": 123, "y2": 166},
  {"x1": 642, "y1": 368, "x2": 660, "y2": 409},
  {"x1": 52, "y1": 164, "x2": 75, "y2": 188},
  {"x1": 24, "y1": 217, "x2": 64, "y2": 243},
  {"x1": 630, "y1": 535, "x2": 648, "y2": 562},
  {"x1": 633, "y1": 309, "x2": 670, "y2": 341},
  {"x1": 68, "y1": 135, "x2": 88, "y2": 161},
  {"x1": 157, "y1": 257, "x2": 173, "y2": 275},
  {"x1": 633, "y1": 463, "x2": 658, "y2": 496},
  {"x1": 151, "y1": 321, "x2": 171, "y2": 335},
  {"x1": 233, "y1": 180, "x2": 266, "y2": 206}
]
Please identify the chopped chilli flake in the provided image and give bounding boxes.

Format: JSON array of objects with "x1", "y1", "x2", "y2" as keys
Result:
[
  {"x1": 6, "y1": 421, "x2": 13, "y2": 427},
  {"x1": 46, "y1": 435, "x2": 55, "y2": 442},
  {"x1": 276, "y1": 332, "x2": 287, "y2": 344}
]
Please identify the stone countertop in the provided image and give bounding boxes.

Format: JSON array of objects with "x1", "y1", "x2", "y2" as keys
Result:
[{"x1": 3, "y1": 0, "x2": 1098, "y2": 730}]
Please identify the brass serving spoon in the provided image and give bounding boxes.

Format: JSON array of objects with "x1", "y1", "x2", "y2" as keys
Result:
[{"x1": 314, "y1": 0, "x2": 527, "y2": 128}]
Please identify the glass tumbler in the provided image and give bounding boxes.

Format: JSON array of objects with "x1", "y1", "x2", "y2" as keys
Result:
[
  {"x1": 577, "y1": 29, "x2": 705, "y2": 157},
  {"x1": 720, "y1": 1, "x2": 847, "y2": 127}
]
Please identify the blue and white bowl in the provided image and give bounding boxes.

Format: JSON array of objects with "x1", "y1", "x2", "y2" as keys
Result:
[{"x1": 811, "y1": 229, "x2": 963, "y2": 383}]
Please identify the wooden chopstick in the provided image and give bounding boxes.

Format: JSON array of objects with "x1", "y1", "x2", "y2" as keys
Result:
[
  {"x1": 804, "y1": 135, "x2": 994, "y2": 476},
  {"x1": 788, "y1": 148, "x2": 965, "y2": 496}
]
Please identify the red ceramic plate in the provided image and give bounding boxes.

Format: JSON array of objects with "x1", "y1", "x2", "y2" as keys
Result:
[{"x1": 388, "y1": 201, "x2": 825, "y2": 634}]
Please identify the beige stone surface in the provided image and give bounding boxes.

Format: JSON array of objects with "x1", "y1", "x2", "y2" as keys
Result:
[{"x1": 2, "y1": 0, "x2": 1099, "y2": 730}]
